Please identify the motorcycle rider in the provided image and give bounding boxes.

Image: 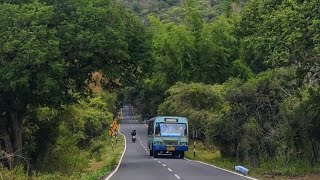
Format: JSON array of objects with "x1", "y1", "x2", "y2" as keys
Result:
[{"x1": 131, "y1": 130, "x2": 137, "y2": 142}]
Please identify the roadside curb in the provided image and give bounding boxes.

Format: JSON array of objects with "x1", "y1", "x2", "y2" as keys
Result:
[{"x1": 184, "y1": 158, "x2": 258, "y2": 180}]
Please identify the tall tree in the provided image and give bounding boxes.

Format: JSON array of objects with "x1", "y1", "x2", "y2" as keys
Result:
[
  {"x1": 0, "y1": 2, "x2": 63, "y2": 165},
  {"x1": 196, "y1": 15, "x2": 240, "y2": 83},
  {"x1": 237, "y1": 0, "x2": 319, "y2": 73},
  {"x1": 0, "y1": 0, "x2": 151, "y2": 167}
]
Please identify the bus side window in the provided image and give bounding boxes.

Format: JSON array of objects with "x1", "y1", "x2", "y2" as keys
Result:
[
  {"x1": 155, "y1": 123, "x2": 160, "y2": 136},
  {"x1": 148, "y1": 121, "x2": 154, "y2": 135}
]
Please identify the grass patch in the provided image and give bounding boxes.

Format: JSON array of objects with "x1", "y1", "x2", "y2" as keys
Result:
[
  {"x1": 185, "y1": 141, "x2": 320, "y2": 179},
  {"x1": 82, "y1": 134, "x2": 125, "y2": 180},
  {"x1": 0, "y1": 166, "x2": 82, "y2": 180},
  {"x1": 0, "y1": 132, "x2": 125, "y2": 180},
  {"x1": 185, "y1": 141, "x2": 236, "y2": 171},
  {"x1": 253, "y1": 159, "x2": 320, "y2": 179}
]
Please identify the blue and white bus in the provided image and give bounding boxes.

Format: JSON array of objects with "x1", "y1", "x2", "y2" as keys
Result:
[{"x1": 147, "y1": 116, "x2": 188, "y2": 158}]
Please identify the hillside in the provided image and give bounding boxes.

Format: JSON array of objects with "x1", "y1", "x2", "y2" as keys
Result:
[{"x1": 118, "y1": 0, "x2": 248, "y2": 22}]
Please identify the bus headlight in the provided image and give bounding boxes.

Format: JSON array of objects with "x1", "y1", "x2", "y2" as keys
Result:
[{"x1": 179, "y1": 142, "x2": 188, "y2": 146}]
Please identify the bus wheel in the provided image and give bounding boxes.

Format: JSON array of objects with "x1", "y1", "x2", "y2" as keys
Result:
[
  {"x1": 180, "y1": 151, "x2": 184, "y2": 159},
  {"x1": 171, "y1": 152, "x2": 175, "y2": 158},
  {"x1": 149, "y1": 149, "x2": 153, "y2": 156},
  {"x1": 172, "y1": 152, "x2": 179, "y2": 159},
  {"x1": 153, "y1": 150, "x2": 158, "y2": 158}
]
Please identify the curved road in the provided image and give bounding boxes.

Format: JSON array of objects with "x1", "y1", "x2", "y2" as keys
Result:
[{"x1": 108, "y1": 106, "x2": 256, "y2": 180}]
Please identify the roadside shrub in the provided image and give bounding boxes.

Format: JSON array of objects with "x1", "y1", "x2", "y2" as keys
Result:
[
  {"x1": 280, "y1": 87, "x2": 320, "y2": 164},
  {"x1": 158, "y1": 82, "x2": 228, "y2": 141},
  {"x1": 210, "y1": 68, "x2": 298, "y2": 165},
  {"x1": 38, "y1": 93, "x2": 115, "y2": 173},
  {"x1": 20, "y1": 93, "x2": 116, "y2": 174}
]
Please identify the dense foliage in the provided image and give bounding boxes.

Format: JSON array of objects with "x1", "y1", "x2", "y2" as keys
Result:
[
  {"x1": 122, "y1": 0, "x2": 320, "y2": 176},
  {"x1": 119, "y1": 0, "x2": 248, "y2": 23},
  {"x1": 1, "y1": 0, "x2": 320, "y2": 178},
  {"x1": 0, "y1": 0, "x2": 149, "y2": 177}
]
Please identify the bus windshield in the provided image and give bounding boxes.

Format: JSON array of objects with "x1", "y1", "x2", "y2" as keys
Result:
[{"x1": 155, "y1": 123, "x2": 187, "y2": 136}]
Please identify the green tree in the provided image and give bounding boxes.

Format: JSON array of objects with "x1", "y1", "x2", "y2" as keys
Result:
[
  {"x1": 0, "y1": 2, "x2": 63, "y2": 165},
  {"x1": 280, "y1": 87, "x2": 320, "y2": 165},
  {"x1": 149, "y1": 14, "x2": 243, "y2": 84},
  {"x1": 131, "y1": 1, "x2": 250, "y2": 118},
  {"x1": 0, "y1": 0, "x2": 150, "y2": 167},
  {"x1": 158, "y1": 82, "x2": 228, "y2": 140},
  {"x1": 211, "y1": 68, "x2": 298, "y2": 164},
  {"x1": 196, "y1": 15, "x2": 242, "y2": 83},
  {"x1": 149, "y1": 16, "x2": 196, "y2": 84},
  {"x1": 47, "y1": 0, "x2": 141, "y2": 89},
  {"x1": 237, "y1": 0, "x2": 319, "y2": 73}
]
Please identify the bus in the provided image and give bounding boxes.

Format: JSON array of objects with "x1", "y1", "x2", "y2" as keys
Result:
[{"x1": 147, "y1": 116, "x2": 188, "y2": 159}]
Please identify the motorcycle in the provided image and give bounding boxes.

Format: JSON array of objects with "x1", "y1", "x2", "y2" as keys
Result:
[{"x1": 132, "y1": 135, "x2": 136, "y2": 143}]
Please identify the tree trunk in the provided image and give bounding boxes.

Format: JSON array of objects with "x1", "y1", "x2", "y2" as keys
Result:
[
  {"x1": 10, "y1": 111, "x2": 24, "y2": 166},
  {"x1": 311, "y1": 139, "x2": 318, "y2": 164},
  {"x1": 0, "y1": 112, "x2": 14, "y2": 169}
]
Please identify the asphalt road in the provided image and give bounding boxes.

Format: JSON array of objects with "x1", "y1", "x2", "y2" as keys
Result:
[{"x1": 108, "y1": 106, "x2": 256, "y2": 180}]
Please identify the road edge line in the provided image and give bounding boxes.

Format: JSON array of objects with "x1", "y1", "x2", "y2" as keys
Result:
[
  {"x1": 104, "y1": 116, "x2": 127, "y2": 180},
  {"x1": 184, "y1": 158, "x2": 258, "y2": 180}
]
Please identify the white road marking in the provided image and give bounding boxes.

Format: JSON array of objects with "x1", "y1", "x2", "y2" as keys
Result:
[
  {"x1": 129, "y1": 108, "x2": 179, "y2": 175},
  {"x1": 126, "y1": 107, "x2": 256, "y2": 180},
  {"x1": 174, "y1": 174, "x2": 181, "y2": 179},
  {"x1": 184, "y1": 158, "x2": 258, "y2": 180},
  {"x1": 105, "y1": 110, "x2": 126, "y2": 180}
]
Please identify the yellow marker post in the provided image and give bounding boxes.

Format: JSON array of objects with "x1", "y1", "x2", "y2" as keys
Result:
[
  {"x1": 108, "y1": 126, "x2": 115, "y2": 152},
  {"x1": 109, "y1": 115, "x2": 120, "y2": 150},
  {"x1": 108, "y1": 128, "x2": 113, "y2": 137},
  {"x1": 111, "y1": 119, "x2": 119, "y2": 143},
  {"x1": 114, "y1": 123, "x2": 118, "y2": 132}
]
